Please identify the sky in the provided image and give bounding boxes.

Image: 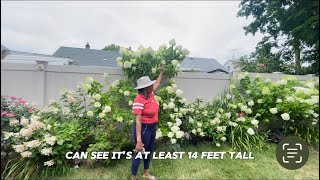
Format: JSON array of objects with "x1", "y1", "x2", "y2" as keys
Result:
[{"x1": 1, "y1": 1, "x2": 264, "y2": 65}]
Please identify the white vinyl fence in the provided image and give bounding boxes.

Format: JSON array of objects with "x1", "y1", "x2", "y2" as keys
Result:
[{"x1": 1, "y1": 62, "x2": 319, "y2": 108}]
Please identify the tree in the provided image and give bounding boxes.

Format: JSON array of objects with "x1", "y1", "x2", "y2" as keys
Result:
[
  {"x1": 238, "y1": 0, "x2": 319, "y2": 75},
  {"x1": 102, "y1": 44, "x2": 121, "y2": 51}
]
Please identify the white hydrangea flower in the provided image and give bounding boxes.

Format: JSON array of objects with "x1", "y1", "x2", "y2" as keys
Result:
[
  {"x1": 170, "y1": 138, "x2": 177, "y2": 144},
  {"x1": 156, "y1": 129, "x2": 162, "y2": 139},
  {"x1": 44, "y1": 159, "x2": 55, "y2": 166},
  {"x1": 248, "y1": 100, "x2": 254, "y2": 106},
  {"x1": 130, "y1": 59, "x2": 137, "y2": 65},
  {"x1": 104, "y1": 106, "x2": 111, "y2": 113},
  {"x1": 258, "y1": 99, "x2": 263, "y2": 104},
  {"x1": 117, "y1": 117, "x2": 123, "y2": 122},
  {"x1": 181, "y1": 48, "x2": 190, "y2": 56},
  {"x1": 82, "y1": 84, "x2": 91, "y2": 90},
  {"x1": 128, "y1": 101, "x2": 133, "y2": 106},
  {"x1": 251, "y1": 119, "x2": 259, "y2": 125},
  {"x1": 221, "y1": 137, "x2": 227, "y2": 142},
  {"x1": 176, "y1": 45, "x2": 182, "y2": 51},
  {"x1": 85, "y1": 76, "x2": 94, "y2": 83},
  {"x1": 41, "y1": 147, "x2": 53, "y2": 156},
  {"x1": 245, "y1": 108, "x2": 252, "y2": 114},
  {"x1": 237, "y1": 117, "x2": 245, "y2": 122},
  {"x1": 276, "y1": 79, "x2": 287, "y2": 85},
  {"x1": 247, "y1": 128, "x2": 255, "y2": 135},
  {"x1": 171, "y1": 126, "x2": 180, "y2": 133},
  {"x1": 226, "y1": 94, "x2": 232, "y2": 99},
  {"x1": 225, "y1": 112, "x2": 231, "y2": 119},
  {"x1": 123, "y1": 61, "x2": 132, "y2": 68},
  {"x1": 13, "y1": 144, "x2": 25, "y2": 153},
  {"x1": 151, "y1": 68, "x2": 157, "y2": 74},
  {"x1": 240, "y1": 105, "x2": 248, "y2": 112},
  {"x1": 94, "y1": 102, "x2": 101, "y2": 108},
  {"x1": 167, "y1": 122, "x2": 173, "y2": 127},
  {"x1": 94, "y1": 94, "x2": 101, "y2": 100},
  {"x1": 87, "y1": 111, "x2": 94, "y2": 117},
  {"x1": 276, "y1": 99, "x2": 283, "y2": 103},
  {"x1": 191, "y1": 129, "x2": 197, "y2": 134},
  {"x1": 281, "y1": 113, "x2": 290, "y2": 121},
  {"x1": 175, "y1": 89, "x2": 184, "y2": 97},
  {"x1": 166, "y1": 86, "x2": 175, "y2": 94},
  {"x1": 286, "y1": 96, "x2": 294, "y2": 102},
  {"x1": 262, "y1": 87, "x2": 270, "y2": 95},
  {"x1": 246, "y1": 90, "x2": 251, "y2": 95},
  {"x1": 216, "y1": 143, "x2": 221, "y2": 147},
  {"x1": 188, "y1": 117, "x2": 194, "y2": 123},
  {"x1": 168, "y1": 102, "x2": 175, "y2": 109},
  {"x1": 217, "y1": 126, "x2": 223, "y2": 132},
  {"x1": 25, "y1": 140, "x2": 41, "y2": 149},
  {"x1": 9, "y1": 119, "x2": 19, "y2": 127},
  {"x1": 176, "y1": 131, "x2": 184, "y2": 139},
  {"x1": 175, "y1": 118, "x2": 182, "y2": 126},
  {"x1": 124, "y1": 91, "x2": 130, "y2": 96},
  {"x1": 269, "y1": 108, "x2": 278, "y2": 114},
  {"x1": 98, "y1": 113, "x2": 106, "y2": 118},
  {"x1": 197, "y1": 122, "x2": 202, "y2": 127},
  {"x1": 167, "y1": 132, "x2": 174, "y2": 138},
  {"x1": 169, "y1": 38, "x2": 176, "y2": 46},
  {"x1": 306, "y1": 82, "x2": 315, "y2": 89},
  {"x1": 161, "y1": 60, "x2": 166, "y2": 65},
  {"x1": 21, "y1": 151, "x2": 32, "y2": 158}
]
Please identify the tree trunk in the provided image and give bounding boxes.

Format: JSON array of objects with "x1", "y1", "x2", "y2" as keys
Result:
[{"x1": 293, "y1": 41, "x2": 301, "y2": 74}]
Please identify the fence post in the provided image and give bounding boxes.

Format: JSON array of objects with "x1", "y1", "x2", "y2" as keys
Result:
[{"x1": 35, "y1": 61, "x2": 48, "y2": 108}]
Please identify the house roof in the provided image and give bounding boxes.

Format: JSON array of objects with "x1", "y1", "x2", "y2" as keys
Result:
[
  {"x1": 4, "y1": 50, "x2": 77, "y2": 65},
  {"x1": 53, "y1": 46, "x2": 120, "y2": 67},
  {"x1": 1, "y1": 44, "x2": 10, "y2": 52},
  {"x1": 52, "y1": 46, "x2": 229, "y2": 73},
  {"x1": 181, "y1": 57, "x2": 229, "y2": 74}
]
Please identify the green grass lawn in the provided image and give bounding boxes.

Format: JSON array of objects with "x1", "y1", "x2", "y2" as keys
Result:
[{"x1": 55, "y1": 143, "x2": 319, "y2": 180}]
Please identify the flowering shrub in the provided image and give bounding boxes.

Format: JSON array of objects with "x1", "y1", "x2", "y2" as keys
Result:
[
  {"x1": 117, "y1": 39, "x2": 189, "y2": 83},
  {"x1": 1, "y1": 96, "x2": 37, "y2": 172},
  {"x1": 230, "y1": 73, "x2": 319, "y2": 145},
  {"x1": 155, "y1": 79, "x2": 190, "y2": 145}
]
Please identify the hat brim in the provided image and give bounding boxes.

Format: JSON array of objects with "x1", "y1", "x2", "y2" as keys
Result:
[{"x1": 134, "y1": 80, "x2": 156, "y2": 90}]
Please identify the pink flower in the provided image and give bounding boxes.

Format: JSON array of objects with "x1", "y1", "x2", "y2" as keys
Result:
[
  {"x1": 1, "y1": 111, "x2": 7, "y2": 116},
  {"x1": 19, "y1": 99, "x2": 27, "y2": 104},
  {"x1": 7, "y1": 113, "x2": 15, "y2": 118},
  {"x1": 28, "y1": 109, "x2": 34, "y2": 113},
  {"x1": 10, "y1": 96, "x2": 17, "y2": 100}
]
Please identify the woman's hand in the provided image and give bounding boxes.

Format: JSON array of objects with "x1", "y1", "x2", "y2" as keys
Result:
[
  {"x1": 161, "y1": 64, "x2": 166, "y2": 72},
  {"x1": 135, "y1": 140, "x2": 144, "y2": 152}
]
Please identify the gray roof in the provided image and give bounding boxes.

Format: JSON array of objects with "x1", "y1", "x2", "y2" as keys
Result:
[
  {"x1": 52, "y1": 46, "x2": 228, "y2": 73},
  {"x1": 181, "y1": 57, "x2": 229, "y2": 74},
  {"x1": 53, "y1": 46, "x2": 120, "y2": 67},
  {"x1": 1, "y1": 44, "x2": 10, "y2": 52}
]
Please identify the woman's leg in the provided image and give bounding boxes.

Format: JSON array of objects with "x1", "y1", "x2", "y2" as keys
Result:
[
  {"x1": 132, "y1": 124, "x2": 152, "y2": 177},
  {"x1": 143, "y1": 124, "x2": 157, "y2": 175}
]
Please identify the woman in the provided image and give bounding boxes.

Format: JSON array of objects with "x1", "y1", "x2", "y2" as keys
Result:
[{"x1": 131, "y1": 65, "x2": 165, "y2": 180}]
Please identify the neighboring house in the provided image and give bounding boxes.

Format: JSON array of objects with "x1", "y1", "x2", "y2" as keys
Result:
[
  {"x1": 53, "y1": 43, "x2": 229, "y2": 73},
  {"x1": 1, "y1": 45, "x2": 10, "y2": 60},
  {"x1": 1, "y1": 44, "x2": 76, "y2": 65},
  {"x1": 181, "y1": 57, "x2": 229, "y2": 74},
  {"x1": 53, "y1": 43, "x2": 120, "y2": 67},
  {"x1": 224, "y1": 59, "x2": 240, "y2": 72}
]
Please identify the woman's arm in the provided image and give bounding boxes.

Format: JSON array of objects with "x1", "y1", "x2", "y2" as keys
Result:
[
  {"x1": 153, "y1": 64, "x2": 166, "y2": 92},
  {"x1": 135, "y1": 114, "x2": 144, "y2": 151}
]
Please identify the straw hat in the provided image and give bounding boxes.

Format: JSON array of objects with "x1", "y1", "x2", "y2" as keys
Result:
[{"x1": 134, "y1": 76, "x2": 156, "y2": 90}]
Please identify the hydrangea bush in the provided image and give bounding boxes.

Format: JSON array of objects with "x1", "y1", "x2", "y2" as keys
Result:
[{"x1": 117, "y1": 39, "x2": 190, "y2": 83}]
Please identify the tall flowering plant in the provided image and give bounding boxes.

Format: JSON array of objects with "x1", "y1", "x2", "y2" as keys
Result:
[{"x1": 117, "y1": 39, "x2": 190, "y2": 83}]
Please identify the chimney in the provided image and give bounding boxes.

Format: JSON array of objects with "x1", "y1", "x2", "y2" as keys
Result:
[{"x1": 85, "y1": 42, "x2": 90, "y2": 49}]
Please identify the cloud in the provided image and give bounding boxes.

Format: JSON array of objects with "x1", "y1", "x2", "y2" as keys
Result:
[{"x1": 1, "y1": 1, "x2": 263, "y2": 64}]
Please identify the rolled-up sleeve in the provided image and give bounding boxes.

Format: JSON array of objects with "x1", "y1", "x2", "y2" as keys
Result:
[{"x1": 132, "y1": 98, "x2": 144, "y2": 115}]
